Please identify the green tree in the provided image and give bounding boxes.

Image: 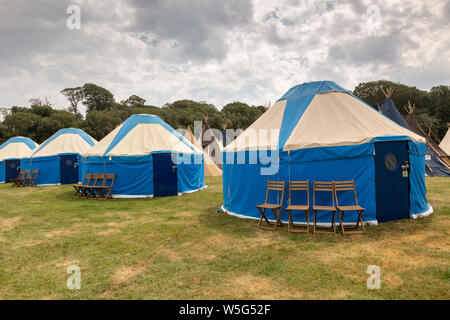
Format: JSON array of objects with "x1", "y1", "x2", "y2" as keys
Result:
[
  {"x1": 221, "y1": 102, "x2": 266, "y2": 129},
  {"x1": 353, "y1": 80, "x2": 428, "y2": 114},
  {"x1": 0, "y1": 124, "x2": 9, "y2": 144},
  {"x1": 82, "y1": 83, "x2": 115, "y2": 113},
  {"x1": 428, "y1": 85, "x2": 450, "y2": 138},
  {"x1": 161, "y1": 100, "x2": 224, "y2": 129},
  {"x1": 61, "y1": 87, "x2": 84, "y2": 116},
  {"x1": 121, "y1": 95, "x2": 146, "y2": 108},
  {"x1": 82, "y1": 110, "x2": 123, "y2": 141},
  {"x1": 2, "y1": 112, "x2": 42, "y2": 142}
]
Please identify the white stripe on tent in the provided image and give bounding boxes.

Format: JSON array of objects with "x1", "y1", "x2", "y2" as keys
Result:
[{"x1": 111, "y1": 186, "x2": 208, "y2": 199}]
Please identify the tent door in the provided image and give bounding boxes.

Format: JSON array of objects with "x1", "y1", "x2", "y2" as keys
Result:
[
  {"x1": 60, "y1": 155, "x2": 79, "y2": 185},
  {"x1": 5, "y1": 159, "x2": 21, "y2": 183},
  {"x1": 374, "y1": 141, "x2": 410, "y2": 222},
  {"x1": 153, "y1": 153, "x2": 178, "y2": 197}
]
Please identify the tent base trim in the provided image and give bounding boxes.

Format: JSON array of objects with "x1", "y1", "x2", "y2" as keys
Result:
[
  {"x1": 112, "y1": 194, "x2": 154, "y2": 199},
  {"x1": 220, "y1": 205, "x2": 379, "y2": 226},
  {"x1": 182, "y1": 185, "x2": 208, "y2": 194},
  {"x1": 111, "y1": 186, "x2": 207, "y2": 199},
  {"x1": 35, "y1": 183, "x2": 62, "y2": 186},
  {"x1": 411, "y1": 205, "x2": 433, "y2": 219}
]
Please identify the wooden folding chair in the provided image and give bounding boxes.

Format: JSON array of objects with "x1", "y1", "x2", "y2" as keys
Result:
[
  {"x1": 313, "y1": 181, "x2": 337, "y2": 235},
  {"x1": 90, "y1": 174, "x2": 115, "y2": 200},
  {"x1": 73, "y1": 173, "x2": 92, "y2": 198},
  {"x1": 11, "y1": 170, "x2": 27, "y2": 187},
  {"x1": 256, "y1": 180, "x2": 285, "y2": 231},
  {"x1": 334, "y1": 180, "x2": 365, "y2": 235},
  {"x1": 286, "y1": 180, "x2": 310, "y2": 233},
  {"x1": 85, "y1": 174, "x2": 102, "y2": 199},
  {"x1": 23, "y1": 169, "x2": 38, "y2": 187},
  {"x1": 13, "y1": 170, "x2": 30, "y2": 187}
]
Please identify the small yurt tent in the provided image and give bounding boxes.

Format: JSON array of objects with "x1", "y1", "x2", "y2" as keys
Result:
[
  {"x1": 222, "y1": 81, "x2": 432, "y2": 225},
  {"x1": 82, "y1": 114, "x2": 205, "y2": 198},
  {"x1": 22, "y1": 128, "x2": 97, "y2": 185},
  {"x1": 0, "y1": 137, "x2": 38, "y2": 183}
]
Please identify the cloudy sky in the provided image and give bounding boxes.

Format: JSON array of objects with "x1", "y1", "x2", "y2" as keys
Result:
[{"x1": 0, "y1": 0, "x2": 449, "y2": 114}]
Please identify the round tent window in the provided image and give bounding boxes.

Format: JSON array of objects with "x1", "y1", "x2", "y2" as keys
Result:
[
  {"x1": 384, "y1": 153, "x2": 398, "y2": 171},
  {"x1": 66, "y1": 159, "x2": 73, "y2": 166},
  {"x1": 10, "y1": 163, "x2": 16, "y2": 169}
]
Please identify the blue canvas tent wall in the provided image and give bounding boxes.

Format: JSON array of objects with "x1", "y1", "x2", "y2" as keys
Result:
[
  {"x1": 0, "y1": 137, "x2": 38, "y2": 183},
  {"x1": 21, "y1": 129, "x2": 97, "y2": 185},
  {"x1": 379, "y1": 97, "x2": 450, "y2": 177},
  {"x1": 82, "y1": 114, "x2": 205, "y2": 198},
  {"x1": 222, "y1": 81, "x2": 432, "y2": 226}
]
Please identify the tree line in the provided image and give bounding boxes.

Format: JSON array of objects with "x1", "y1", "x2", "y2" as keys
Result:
[
  {"x1": 0, "y1": 83, "x2": 266, "y2": 144},
  {"x1": 0, "y1": 81, "x2": 448, "y2": 145}
]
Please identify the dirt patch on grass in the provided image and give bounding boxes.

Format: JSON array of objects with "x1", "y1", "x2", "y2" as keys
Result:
[
  {"x1": 229, "y1": 274, "x2": 303, "y2": 299},
  {"x1": 0, "y1": 216, "x2": 22, "y2": 232},
  {"x1": 112, "y1": 266, "x2": 145, "y2": 285},
  {"x1": 44, "y1": 228, "x2": 79, "y2": 238},
  {"x1": 158, "y1": 248, "x2": 182, "y2": 262},
  {"x1": 97, "y1": 229, "x2": 122, "y2": 236}
]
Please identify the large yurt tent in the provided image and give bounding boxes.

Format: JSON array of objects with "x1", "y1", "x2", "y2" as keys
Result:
[
  {"x1": 0, "y1": 137, "x2": 38, "y2": 183},
  {"x1": 82, "y1": 114, "x2": 205, "y2": 198},
  {"x1": 22, "y1": 128, "x2": 97, "y2": 185},
  {"x1": 379, "y1": 93, "x2": 450, "y2": 176},
  {"x1": 183, "y1": 126, "x2": 222, "y2": 177},
  {"x1": 440, "y1": 125, "x2": 450, "y2": 156},
  {"x1": 222, "y1": 81, "x2": 432, "y2": 225}
]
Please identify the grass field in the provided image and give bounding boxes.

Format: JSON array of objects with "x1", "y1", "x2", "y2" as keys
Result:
[{"x1": 0, "y1": 177, "x2": 448, "y2": 300}]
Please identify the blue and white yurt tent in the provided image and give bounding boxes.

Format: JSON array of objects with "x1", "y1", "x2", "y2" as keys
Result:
[
  {"x1": 21, "y1": 129, "x2": 97, "y2": 185},
  {"x1": 0, "y1": 137, "x2": 38, "y2": 183},
  {"x1": 82, "y1": 114, "x2": 205, "y2": 198},
  {"x1": 222, "y1": 81, "x2": 432, "y2": 225}
]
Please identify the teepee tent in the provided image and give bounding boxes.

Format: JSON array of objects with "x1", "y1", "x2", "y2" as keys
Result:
[
  {"x1": 222, "y1": 81, "x2": 432, "y2": 225},
  {"x1": 404, "y1": 102, "x2": 450, "y2": 174},
  {"x1": 82, "y1": 114, "x2": 205, "y2": 198},
  {"x1": 379, "y1": 92, "x2": 450, "y2": 176},
  {"x1": 202, "y1": 116, "x2": 224, "y2": 167},
  {"x1": 184, "y1": 126, "x2": 222, "y2": 177},
  {"x1": 22, "y1": 128, "x2": 97, "y2": 185},
  {"x1": 440, "y1": 124, "x2": 450, "y2": 156},
  {"x1": 0, "y1": 137, "x2": 38, "y2": 183}
]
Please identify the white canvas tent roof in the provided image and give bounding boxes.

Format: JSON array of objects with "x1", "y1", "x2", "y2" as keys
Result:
[
  {"x1": 225, "y1": 90, "x2": 425, "y2": 153},
  {"x1": 85, "y1": 114, "x2": 202, "y2": 157},
  {"x1": 0, "y1": 137, "x2": 38, "y2": 161},
  {"x1": 32, "y1": 128, "x2": 97, "y2": 158}
]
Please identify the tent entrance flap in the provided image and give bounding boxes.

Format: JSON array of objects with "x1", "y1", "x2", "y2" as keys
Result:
[
  {"x1": 5, "y1": 159, "x2": 21, "y2": 183},
  {"x1": 60, "y1": 155, "x2": 79, "y2": 184},
  {"x1": 153, "y1": 153, "x2": 178, "y2": 197},
  {"x1": 374, "y1": 141, "x2": 410, "y2": 222}
]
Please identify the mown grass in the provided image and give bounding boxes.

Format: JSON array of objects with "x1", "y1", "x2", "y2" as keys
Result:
[{"x1": 0, "y1": 177, "x2": 448, "y2": 300}]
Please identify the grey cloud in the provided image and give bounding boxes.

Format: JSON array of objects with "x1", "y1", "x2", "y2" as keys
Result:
[
  {"x1": 0, "y1": 0, "x2": 448, "y2": 112},
  {"x1": 127, "y1": 0, "x2": 254, "y2": 61}
]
